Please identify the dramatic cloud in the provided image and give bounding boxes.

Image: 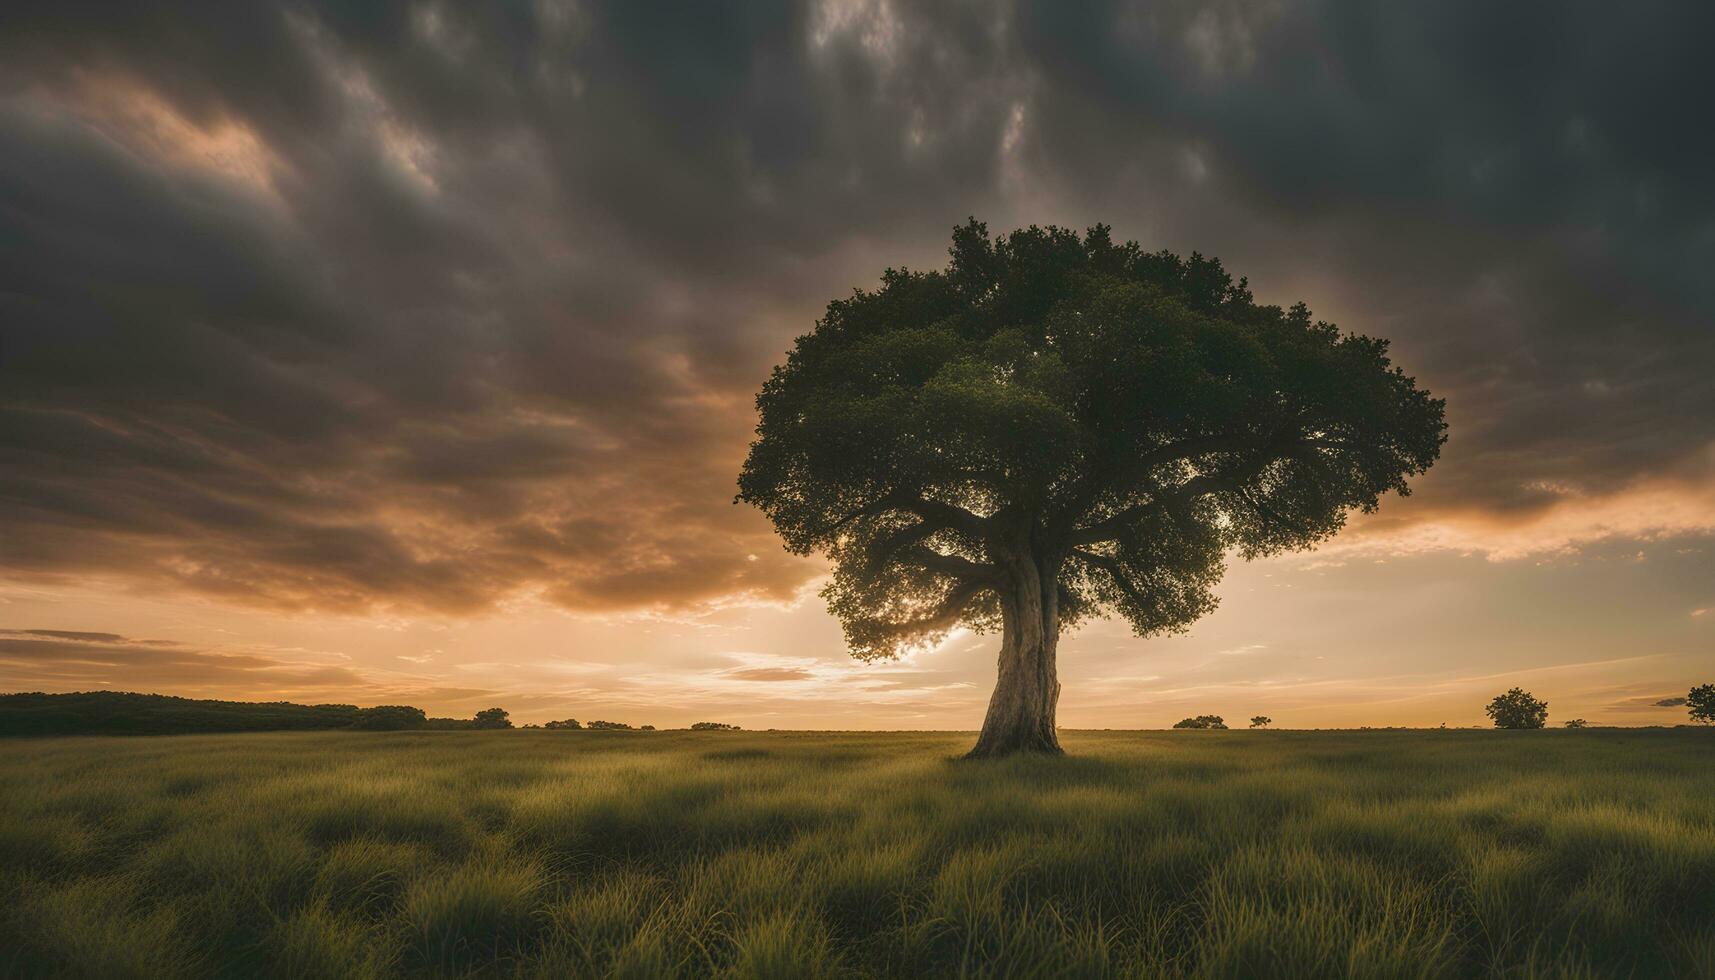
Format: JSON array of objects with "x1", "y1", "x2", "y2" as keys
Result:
[
  {"x1": 0, "y1": 629, "x2": 375, "y2": 698},
  {"x1": 3, "y1": 0, "x2": 1713, "y2": 620}
]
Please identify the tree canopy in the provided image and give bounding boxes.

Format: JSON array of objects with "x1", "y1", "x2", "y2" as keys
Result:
[
  {"x1": 1486, "y1": 688, "x2": 1548, "y2": 730},
  {"x1": 1688, "y1": 684, "x2": 1714, "y2": 724}
]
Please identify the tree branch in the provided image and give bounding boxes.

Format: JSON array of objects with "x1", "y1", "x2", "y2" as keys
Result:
[
  {"x1": 859, "y1": 578, "x2": 990, "y2": 642},
  {"x1": 829, "y1": 490, "x2": 994, "y2": 543},
  {"x1": 1237, "y1": 487, "x2": 1315, "y2": 538},
  {"x1": 1069, "y1": 496, "x2": 1163, "y2": 546},
  {"x1": 899, "y1": 497, "x2": 994, "y2": 542},
  {"x1": 863, "y1": 512, "x2": 1000, "y2": 583},
  {"x1": 896, "y1": 545, "x2": 999, "y2": 581},
  {"x1": 1049, "y1": 433, "x2": 1261, "y2": 539},
  {"x1": 826, "y1": 494, "x2": 906, "y2": 535},
  {"x1": 1069, "y1": 548, "x2": 1154, "y2": 612},
  {"x1": 865, "y1": 520, "x2": 940, "y2": 569},
  {"x1": 1070, "y1": 431, "x2": 1303, "y2": 545}
]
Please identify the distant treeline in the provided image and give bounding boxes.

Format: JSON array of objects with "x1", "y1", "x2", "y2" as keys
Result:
[
  {"x1": 0, "y1": 692, "x2": 722, "y2": 736},
  {"x1": 0, "y1": 692, "x2": 504, "y2": 737}
]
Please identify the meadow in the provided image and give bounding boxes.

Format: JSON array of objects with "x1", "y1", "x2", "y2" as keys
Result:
[{"x1": 2, "y1": 729, "x2": 1711, "y2": 979}]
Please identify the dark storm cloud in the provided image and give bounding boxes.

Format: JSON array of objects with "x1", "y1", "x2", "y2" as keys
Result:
[{"x1": 2, "y1": 0, "x2": 1712, "y2": 614}]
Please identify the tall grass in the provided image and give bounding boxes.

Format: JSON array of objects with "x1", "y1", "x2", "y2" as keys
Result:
[{"x1": 1, "y1": 729, "x2": 1710, "y2": 978}]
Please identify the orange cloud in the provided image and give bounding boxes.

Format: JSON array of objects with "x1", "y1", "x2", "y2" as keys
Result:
[{"x1": 1324, "y1": 470, "x2": 1715, "y2": 563}]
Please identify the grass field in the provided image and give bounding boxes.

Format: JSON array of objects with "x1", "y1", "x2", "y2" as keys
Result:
[{"x1": 2, "y1": 729, "x2": 1712, "y2": 979}]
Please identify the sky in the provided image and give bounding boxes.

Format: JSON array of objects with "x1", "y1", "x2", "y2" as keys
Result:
[{"x1": 1, "y1": 1, "x2": 1711, "y2": 729}]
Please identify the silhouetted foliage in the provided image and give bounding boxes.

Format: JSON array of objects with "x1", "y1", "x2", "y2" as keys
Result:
[
  {"x1": 1688, "y1": 684, "x2": 1714, "y2": 724},
  {"x1": 1173, "y1": 715, "x2": 1228, "y2": 730},
  {"x1": 543, "y1": 718, "x2": 582, "y2": 730},
  {"x1": 0, "y1": 691, "x2": 370, "y2": 736},
  {"x1": 586, "y1": 720, "x2": 632, "y2": 730},
  {"x1": 1249, "y1": 716, "x2": 1272, "y2": 729},
  {"x1": 739, "y1": 220, "x2": 1446, "y2": 757},
  {"x1": 1486, "y1": 688, "x2": 1548, "y2": 729},
  {"x1": 640, "y1": 724, "x2": 656, "y2": 731},
  {"x1": 422, "y1": 717, "x2": 474, "y2": 730},
  {"x1": 691, "y1": 721, "x2": 742, "y2": 731},
  {"x1": 1563, "y1": 718, "x2": 1589, "y2": 729},
  {"x1": 351, "y1": 705, "x2": 427, "y2": 730},
  {"x1": 471, "y1": 707, "x2": 512, "y2": 730}
]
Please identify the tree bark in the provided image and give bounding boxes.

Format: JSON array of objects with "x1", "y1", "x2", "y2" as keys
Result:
[{"x1": 966, "y1": 553, "x2": 1063, "y2": 758}]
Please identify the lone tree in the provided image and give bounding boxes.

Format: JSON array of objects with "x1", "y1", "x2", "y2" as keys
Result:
[
  {"x1": 1485, "y1": 688, "x2": 1548, "y2": 729},
  {"x1": 472, "y1": 707, "x2": 512, "y2": 730},
  {"x1": 738, "y1": 221, "x2": 1446, "y2": 757},
  {"x1": 1688, "y1": 683, "x2": 1714, "y2": 724},
  {"x1": 1250, "y1": 715, "x2": 1272, "y2": 729}
]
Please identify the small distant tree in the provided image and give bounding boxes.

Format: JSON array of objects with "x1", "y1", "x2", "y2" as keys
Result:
[
  {"x1": 586, "y1": 720, "x2": 633, "y2": 731},
  {"x1": 351, "y1": 705, "x2": 427, "y2": 730},
  {"x1": 1249, "y1": 715, "x2": 1272, "y2": 729},
  {"x1": 640, "y1": 724, "x2": 656, "y2": 731},
  {"x1": 1485, "y1": 688, "x2": 1547, "y2": 730},
  {"x1": 691, "y1": 721, "x2": 741, "y2": 731},
  {"x1": 472, "y1": 707, "x2": 512, "y2": 730},
  {"x1": 1688, "y1": 684, "x2": 1715, "y2": 725},
  {"x1": 543, "y1": 718, "x2": 582, "y2": 730},
  {"x1": 1563, "y1": 718, "x2": 1588, "y2": 729},
  {"x1": 1172, "y1": 715, "x2": 1227, "y2": 730}
]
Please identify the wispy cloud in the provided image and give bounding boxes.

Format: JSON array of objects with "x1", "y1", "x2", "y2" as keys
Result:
[
  {"x1": 724, "y1": 666, "x2": 815, "y2": 682},
  {"x1": 0, "y1": 628, "x2": 378, "y2": 699}
]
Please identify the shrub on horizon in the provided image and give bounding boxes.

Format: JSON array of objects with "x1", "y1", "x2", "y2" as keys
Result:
[
  {"x1": 1486, "y1": 688, "x2": 1548, "y2": 729},
  {"x1": 472, "y1": 707, "x2": 513, "y2": 730},
  {"x1": 586, "y1": 720, "x2": 633, "y2": 731},
  {"x1": 1172, "y1": 715, "x2": 1227, "y2": 730},
  {"x1": 690, "y1": 722, "x2": 742, "y2": 731},
  {"x1": 1563, "y1": 718, "x2": 1589, "y2": 728},
  {"x1": 1249, "y1": 716, "x2": 1272, "y2": 729},
  {"x1": 543, "y1": 719, "x2": 582, "y2": 730}
]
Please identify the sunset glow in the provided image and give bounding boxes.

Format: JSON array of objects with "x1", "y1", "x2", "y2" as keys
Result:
[{"x1": 3, "y1": 2, "x2": 1711, "y2": 729}]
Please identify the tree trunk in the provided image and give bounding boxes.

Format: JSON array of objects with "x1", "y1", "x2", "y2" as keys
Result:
[{"x1": 966, "y1": 554, "x2": 1063, "y2": 758}]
